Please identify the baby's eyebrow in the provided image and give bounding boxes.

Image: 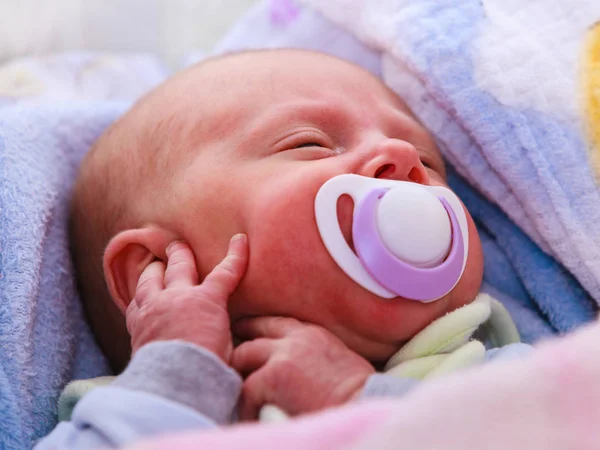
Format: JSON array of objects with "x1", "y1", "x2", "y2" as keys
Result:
[
  {"x1": 265, "y1": 100, "x2": 353, "y2": 126},
  {"x1": 240, "y1": 100, "x2": 354, "y2": 148}
]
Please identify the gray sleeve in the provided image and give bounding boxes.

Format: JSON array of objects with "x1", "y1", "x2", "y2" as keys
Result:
[
  {"x1": 111, "y1": 340, "x2": 242, "y2": 425},
  {"x1": 359, "y1": 373, "x2": 420, "y2": 399},
  {"x1": 35, "y1": 341, "x2": 242, "y2": 450}
]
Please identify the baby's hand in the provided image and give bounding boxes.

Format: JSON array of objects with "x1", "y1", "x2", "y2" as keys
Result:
[
  {"x1": 126, "y1": 235, "x2": 248, "y2": 363},
  {"x1": 231, "y1": 317, "x2": 375, "y2": 420}
]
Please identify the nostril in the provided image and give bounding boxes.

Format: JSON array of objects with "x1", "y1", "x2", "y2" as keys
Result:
[
  {"x1": 375, "y1": 164, "x2": 396, "y2": 179},
  {"x1": 408, "y1": 167, "x2": 425, "y2": 184}
]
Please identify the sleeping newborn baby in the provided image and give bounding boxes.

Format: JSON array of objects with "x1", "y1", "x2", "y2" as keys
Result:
[{"x1": 37, "y1": 49, "x2": 531, "y2": 449}]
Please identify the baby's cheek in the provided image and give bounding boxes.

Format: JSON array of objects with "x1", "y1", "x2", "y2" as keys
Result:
[{"x1": 233, "y1": 185, "x2": 334, "y2": 314}]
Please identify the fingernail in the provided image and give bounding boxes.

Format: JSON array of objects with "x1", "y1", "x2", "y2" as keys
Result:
[
  {"x1": 231, "y1": 233, "x2": 247, "y2": 244},
  {"x1": 166, "y1": 240, "x2": 183, "y2": 253}
]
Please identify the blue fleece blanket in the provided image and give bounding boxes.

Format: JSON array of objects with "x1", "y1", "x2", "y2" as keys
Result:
[{"x1": 0, "y1": 104, "x2": 126, "y2": 448}]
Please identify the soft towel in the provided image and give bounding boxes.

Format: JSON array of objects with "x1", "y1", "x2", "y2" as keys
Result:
[
  {"x1": 0, "y1": 103, "x2": 128, "y2": 449},
  {"x1": 0, "y1": 52, "x2": 169, "y2": 448},
  {"x1": 0, "y1": 52, "x2": 167, "y2": 107}
]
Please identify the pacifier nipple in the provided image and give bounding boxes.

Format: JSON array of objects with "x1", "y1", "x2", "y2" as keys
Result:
[{"x1": 377, "y1": 185, "x2": 452, "y2": 268}]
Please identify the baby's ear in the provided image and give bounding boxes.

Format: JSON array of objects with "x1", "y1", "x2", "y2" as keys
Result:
[{"x1": 103, "y1": 227, "x2": 175, "y2": 314}]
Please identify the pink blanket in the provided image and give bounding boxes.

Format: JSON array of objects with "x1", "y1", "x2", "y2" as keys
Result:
[{"x1": 126, "y1": 319, "x2": 600, "y2": 450}]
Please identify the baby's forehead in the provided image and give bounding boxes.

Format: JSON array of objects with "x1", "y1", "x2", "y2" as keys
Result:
[
  {"x1": 152, "y1": 50, "x2": 434, "y2": 156},
  {"x1": 176, "y1": 50, "x2": 401, "y2": 109}
]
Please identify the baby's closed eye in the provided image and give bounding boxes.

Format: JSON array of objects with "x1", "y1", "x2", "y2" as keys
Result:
[
  {"x1": 294, "y1": 142, "x2": 325, "y2": 149},
  {"x1": 274, "y1": 130, "x2": 344, "y2": 159},
  {"x1": 277, "y1": 130, "x2": 332, "y2": 150}
]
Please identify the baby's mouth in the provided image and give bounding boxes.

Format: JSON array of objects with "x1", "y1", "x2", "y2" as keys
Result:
[{"x1": 336, "y1": 194, "x2": 355, "y2": 253}]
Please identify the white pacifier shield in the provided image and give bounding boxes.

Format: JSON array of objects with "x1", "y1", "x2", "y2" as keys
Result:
[
  {"x1": 314, "y1": 174, "x2": 469, "y2": 299},
  {"x1": 377, "y1": 184, "x2": 451, "y2": 268}
]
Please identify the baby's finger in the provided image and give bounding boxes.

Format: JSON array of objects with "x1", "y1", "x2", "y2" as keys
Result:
[
  {"x1": 231, "y1": 338, "x2": 274, "y2": 376},
  {"x1": 239, "y1": 372, "x2": 269, "y2": 421},
  {"x1": 164, "y1": 241, "x2": 199, "y2": 288},
  {"x1": 135, "y1": 260, "x2": 166, "y2": 306},
  {"x1": 233, "y1": 316, "x2": 301, "y2": 340},
  {"x1": 125, "y1": 297, "x2": 141, "y2": 338},
  {"x1": 200, "y1": 234, "x2": 248, "y2": 303}
]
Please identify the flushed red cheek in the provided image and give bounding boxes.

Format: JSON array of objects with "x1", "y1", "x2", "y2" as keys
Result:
[
  {"x1": 231, "y1": 187, "x2": 328, "y2": 313},
  {"x1": 231, "y1": 228, "x2": 335, "y2": 320}
]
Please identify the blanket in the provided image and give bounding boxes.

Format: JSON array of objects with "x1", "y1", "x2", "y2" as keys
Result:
[
  {"x1": 0, "y1": 53, "x2": 168, "y2": 449},
  {"x1": 0, "y1": 52, "x2": 167, "y2": 106},
  {"x1": 0, "y1": 103, "x2": 122, "y2": 449}
]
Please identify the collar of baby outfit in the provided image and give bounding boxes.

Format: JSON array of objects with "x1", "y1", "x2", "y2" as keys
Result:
[{"x1": 382, "y1": 293, "x2": 520, "y2": 380}]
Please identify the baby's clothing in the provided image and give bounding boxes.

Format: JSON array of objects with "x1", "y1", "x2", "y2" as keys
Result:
[
  {"x1": 360, "y1": 294, "x2": 532, "y2": 398},
  {"x1": 379, "y1": 293, "x2": 522, "y2": 377},
  {"x1": 35, "y1": 293, "x2": 532, "y2": 449},
  {"x1": 35, "y1": 342, "x2": 239, "y2": 450}
]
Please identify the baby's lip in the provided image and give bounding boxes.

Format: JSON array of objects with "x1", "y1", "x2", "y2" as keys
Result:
[{"x1": 336, "y1": 194, "x2": 355, "y2": 252}]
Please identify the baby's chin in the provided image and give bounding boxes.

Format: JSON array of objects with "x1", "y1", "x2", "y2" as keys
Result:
[
  {"x1": 333, "y1": 285, "x2": 480, "y2": 364},
  {"x1": 337, "y1": 332, "x2": 407, "y2": 365}
]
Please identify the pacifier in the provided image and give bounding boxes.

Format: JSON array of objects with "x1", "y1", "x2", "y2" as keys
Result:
[{"x1": 314, "y1": 174, "x2": 469, "y2": 302}]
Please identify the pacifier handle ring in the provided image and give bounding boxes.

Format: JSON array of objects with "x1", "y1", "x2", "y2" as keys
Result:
[
  {"x1": 314, "y1": 176, "x2": 396, "y2": 298},
  {"x1": 353, "y1": 188, "x2": 465, "y2": 302}
]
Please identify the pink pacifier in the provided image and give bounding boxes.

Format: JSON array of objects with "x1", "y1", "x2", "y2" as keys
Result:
[{"x1": 314, "y1": 174, "x2": 469, "y2": 302}]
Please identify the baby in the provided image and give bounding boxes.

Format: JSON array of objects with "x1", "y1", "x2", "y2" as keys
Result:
[{"x1": 37, "y1": 49, "x2": 529, "y2": 449}]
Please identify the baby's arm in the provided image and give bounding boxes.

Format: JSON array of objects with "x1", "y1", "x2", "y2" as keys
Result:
[
  {"x1": 35, "y1": 237, "x2": 248, "y2": 450},
  {"x1": 37, "y1": 343, "x2": 240, "y2": 449}
]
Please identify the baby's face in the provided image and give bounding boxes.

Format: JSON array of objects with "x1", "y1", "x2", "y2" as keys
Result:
[{"x1": 166, "y1": 51, "x2": 483, "y2": 362}]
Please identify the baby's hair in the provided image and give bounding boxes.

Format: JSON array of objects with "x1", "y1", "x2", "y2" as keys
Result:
[
  {"x1": 70, "y1": 106, "x2": 148, "y2": 372},
  {"x1": 69, "y1": 69, "x2": 192, "y2": 371}
]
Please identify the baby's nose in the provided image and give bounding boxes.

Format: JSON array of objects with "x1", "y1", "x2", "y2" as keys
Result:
[{"x1": 360, "y1": 139, "x2": 429, "y2": 184}]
